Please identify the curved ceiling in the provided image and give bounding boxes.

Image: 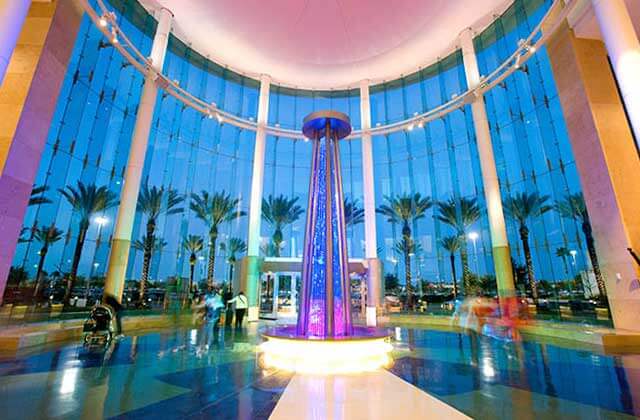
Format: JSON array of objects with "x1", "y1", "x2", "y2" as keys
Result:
[{"x1": 139, "y1": 0, "x2": 512, "y2": 89}]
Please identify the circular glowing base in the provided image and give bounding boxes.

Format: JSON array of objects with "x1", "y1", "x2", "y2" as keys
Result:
[{"x1": 258, "y1": 326, "x2": 393, "y2": 375}]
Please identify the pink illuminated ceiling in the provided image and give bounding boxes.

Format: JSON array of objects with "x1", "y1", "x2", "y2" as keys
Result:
[{"x1": 139, "y1": 0, "x2": 512, "y2": 89}]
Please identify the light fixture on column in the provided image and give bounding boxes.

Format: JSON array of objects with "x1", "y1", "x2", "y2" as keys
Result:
[
  {"x1": 513, "y1": 54, "x2": 522, "y2": 69},
  {"x1": 110, "y1": 28, "x2": 119, "y2": 44}
]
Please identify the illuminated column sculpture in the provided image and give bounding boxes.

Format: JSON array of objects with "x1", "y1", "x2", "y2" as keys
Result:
[
  {"x1": 103, "y1": 8, "x2": 173, "y2": 301},
  {"x1": 592, "y1": 0, "x2": 640, "y2": 151},
  {"x1": 459, "y1": 28, "x2": 516, "y2": 299},
  {"x1": 359, "y1": 80, "x2": 383, "y2": 326},
  {"x1": 243, "y1": 74, "x2": 271, "y2": 322},
  {"x1": 296, "y1": 111, "x2": 353, "y2": 338},
  {"x1": 0, "y1": 0, "x2": 31, "y2": 87}
]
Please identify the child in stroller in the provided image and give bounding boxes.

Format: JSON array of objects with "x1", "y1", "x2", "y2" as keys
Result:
[{"x1": 82, "y1": 304, "x2": 115, "y2": 346}]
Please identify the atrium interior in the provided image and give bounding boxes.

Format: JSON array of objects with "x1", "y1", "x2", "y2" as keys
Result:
[{"x1": 1, "y1": 0, "x2": 640, "y2": 419}]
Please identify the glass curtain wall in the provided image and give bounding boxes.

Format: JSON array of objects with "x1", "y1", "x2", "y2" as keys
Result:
[
  {"x1": 475, "y1": 0, "x2": 590, "y2": 291},
  {"x1": 370, "y1": 53, "x2": 485, "y2": 291},
  {"x1": 369, "y1": 0, "x2": 586, "y2": 294},
  {"x1": 7, "y1": 0, "x2": 589, "y2": 302},
  {"x1": 10, "y1": 1, "x2": 258, "y2": 291}
]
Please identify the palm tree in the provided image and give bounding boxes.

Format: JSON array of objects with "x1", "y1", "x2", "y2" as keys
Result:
[
  {"x1": 377, "y1": 193, "x2": 432, "y2": 309},
  {"x1": 344, "y1": 197, "x2": 365, "y2": 228},
  {"x1": 29, "y1": 185, "x2": 52, "y2": 206},
  {"x1": 136, "y1": 185, "x2": 183, "y2": 300},
  {"x1": 220, "y1": 237, "x2": 247, "y2": 283},
  {"x1": 32, "y1": 224, "x2": 64, "y2": 298},
  {"x1": 435, "y1": 197, "x2": 481, "y2": 293},
  {"x1": 17, "y1": 186, "x2": 53, "y2": 245},
  {"x1": 393, "y1": 237, "x2": 423, "y2": 304},
  {"x1": 440, "y1": 235, "x2": 463, "y2": 298},
  {"x1": 556, "y1": 246, "x2": 571, "y2": 275},
  {"x1": 190, "y1": 191, "x2": 246, "y2": 286},
  {"x1": 555, "y1": 193, "x2": 606, "y2": 298},
  {"x1": 183, "y1": 235, "x2": 204, "y2": 295},
  {"x1": 59, "y1": 182, "x2": 118, "y2": 304},
  {"x1": 503, "y1": 192, "x2": 552, "y2": 302},
  {"x1": 132, "y1": 235, "x2": 167, "y2": 298},
  {"x1": 262, "y1": 194, "x2": 304, "y2": 257}
]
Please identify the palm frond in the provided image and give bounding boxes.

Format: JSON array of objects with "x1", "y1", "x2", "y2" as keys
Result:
[
  {"x1": 436, "y1": 197, "x2": 481, "y2": 234},
  {"x1": 261, "y1": 194, "x2": 304, "y2": 228},
  {"x1": 376, "y1": 193, "x2": 433, "y2": 226},
  {"x1": 503, "y1": 191, "x2": 551, "y2": 224},
  {"x1": 344, "y1": 197, "x2": 365, "y2": 227},
  {"x1": 183, "y1": 234, "x2": 204, "y2": 254},
  {"x1": 440, "y1": 235, "x2": 463, "y2": 253},
  {"x1": 59, "y1": 182, "x2": 118, "y2": 224}
]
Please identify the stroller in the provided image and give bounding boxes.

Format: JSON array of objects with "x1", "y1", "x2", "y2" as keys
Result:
[{"x1": 82, "y1": 304, "x2": 115, "y2": 346}]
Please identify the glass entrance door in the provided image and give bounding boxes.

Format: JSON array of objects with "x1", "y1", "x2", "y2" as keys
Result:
[
  {"x1": 275, "y1": 273, "x2": 299, "y2": 317},
  {"x1": 259, "y1": 271, "x2": 300, "y2": 320},
  {"x1": 259, "y1": 273, "x2": 278, "y2": 319}
]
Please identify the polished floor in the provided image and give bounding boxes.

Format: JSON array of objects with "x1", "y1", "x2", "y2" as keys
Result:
[{"x1": 0, "y1": 323, "x2": 638, "y2": 419}]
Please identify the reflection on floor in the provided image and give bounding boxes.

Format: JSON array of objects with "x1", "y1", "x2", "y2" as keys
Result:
[
  {"x1": 270, "y1": 370, "x2": 470, "y2": 420},
  {"x1": 0, "y1": 324, "x2": 639, "y2": 419}
]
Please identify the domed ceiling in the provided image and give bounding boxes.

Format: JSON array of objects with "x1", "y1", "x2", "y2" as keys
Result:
[{"x1": 139, "y1": 0, "x2": 512, "y2": 88}]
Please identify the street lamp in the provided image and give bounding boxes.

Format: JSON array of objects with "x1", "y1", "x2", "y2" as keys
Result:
[
  {"x1": 94, "y1": 216, "x2": 109, "y2": 226},
  {"x1": 569, "y1": 249, "x2": 577, "y2": 266},
  {"x1": 468, "y1": 231, "x2": 480, "y2": 274},
  {"x1": 93, "y1": 216, "x2": 109, "y2": 243}
]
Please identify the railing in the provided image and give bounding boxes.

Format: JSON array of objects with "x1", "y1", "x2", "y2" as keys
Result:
[{"x1": 78, "y1": 0, "x2": 578, "y2": 140}]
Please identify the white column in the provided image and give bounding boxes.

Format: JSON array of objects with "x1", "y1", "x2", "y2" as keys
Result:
[
  {"x1": 459, "y1": 28, "x2": 515, "y2": 299},
  {"x1": 247, "y1": 75, "x2": 271, "y2": 257},
  {"x1": 245, "y1": 74, "x2": 270, "y2": 321},
  {"x1": 360, "y1": 80, "x2": 382, "y2": 325},
  {"x1": 103, "y1": 8, "x2": 173, "y2": 301},
  {"x1": 0, "y1": 0, "x2": 31, "y2": 87},
  {"x1": 592, "y1": 0, "x2": 640, "y2": 151},
  {"x1": 359, "y1": 80, "x2": 378, "y2": 259}
]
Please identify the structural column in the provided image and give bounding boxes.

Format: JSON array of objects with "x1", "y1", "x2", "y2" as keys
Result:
[
  {"x1": 592, "y1": 0, "x2": 640, "y2": 151},
  {"x1": 0, "y1": 0, "x2": 82, "y2": 304},
  {"x1": 0, "y1": 0, "x2": 31, "y2": 88},
  {"x1": 546, "y1": 22, "x2": 640, "y2": 331},
  {"x1": 241, "y1": 74, "x2": 270, "y2": 322},
  {"x1": 103, "y1": 8, "x2": 173, "y2": 301},
  {"x1": 459, "y1": 28, "x2": 516, "y2": 299},
  {"x1": 359, "y1": 80, "x2": 382, "y2": 326}
]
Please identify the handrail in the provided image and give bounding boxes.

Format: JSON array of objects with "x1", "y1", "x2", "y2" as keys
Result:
[{"x1": 78, "y1": 0, "x2": 576, "y2": 140}]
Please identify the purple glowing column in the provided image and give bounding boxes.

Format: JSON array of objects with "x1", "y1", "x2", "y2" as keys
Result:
[{"x1": 297, "y1": 111, "x2": 353, "y2": 338}]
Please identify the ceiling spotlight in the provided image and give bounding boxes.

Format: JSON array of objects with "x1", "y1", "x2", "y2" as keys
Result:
[
  {"x1": 418, "y1": 120, "x2": 424, "y2": 128},
  {"x1": 304, "y1": 137, "x2": 309, "y2": 143},
  {"x1": 99, "y1": 15, "x2": 108, "y2": 28},
  {"x1": 407, "y1": 123, "x2": 415, "y2": 131},
  {"x1": 110, "y1": 28, "x2": 118, "y2": 44},
  {"x1": 216, "y1": 114, "x2": 224, "y2": 123},
  {"x1": 529, "y1": 45, "x2": 537, "y2": 53},
  {"x1": 207, "y1": 110, "x2": 213, "y2": 119}
]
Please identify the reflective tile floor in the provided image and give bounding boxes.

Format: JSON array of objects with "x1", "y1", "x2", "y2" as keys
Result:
[{"x1": 0, "y1": 324, "x2": 639, "y2": 419}]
